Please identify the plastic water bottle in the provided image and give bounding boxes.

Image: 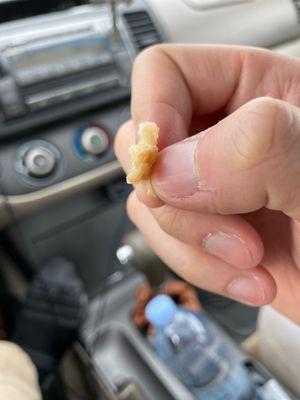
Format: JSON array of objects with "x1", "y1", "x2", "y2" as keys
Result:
[{"x1": 145, "y1": 295, "x2": 254, "y2": 400}]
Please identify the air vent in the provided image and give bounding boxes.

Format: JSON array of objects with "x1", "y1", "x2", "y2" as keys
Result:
[
  {"x1": 123, "y1": 11, "x2": 161, "y2": 52},
  {"x1": 292, "y1": 0, "x2": 300, "y2": 20}
]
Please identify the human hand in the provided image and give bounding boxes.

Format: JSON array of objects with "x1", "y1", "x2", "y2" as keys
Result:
[{"x1": 115, "y1": 45, "x2": 300, "y2": 325}]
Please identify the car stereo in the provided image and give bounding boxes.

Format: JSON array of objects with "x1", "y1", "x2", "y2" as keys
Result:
[
  {"x1": 0, "y1": 0, "x2": 88, "y2": 23},
  {"x1": 0, "y1": 1, "x2": 162, "y2": 137}
]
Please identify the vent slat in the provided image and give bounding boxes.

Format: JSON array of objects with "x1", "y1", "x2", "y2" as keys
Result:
[
  {"x1": 130, "y1": 25, "x2": 158, "y2": 35},
  {"x1": 123, "y1": 11, "x2": 161, "y2": 52},
  {"x1": 292, "y1": 0, "x2": 300, "y2": 19},
  {"x1": 124, "y1": 19, "x2": 153, "y2": 29}
]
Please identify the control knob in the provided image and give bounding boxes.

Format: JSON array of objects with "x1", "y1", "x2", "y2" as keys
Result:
[
  {"x1": 80, "y1": 126, "x2": 109, "y2": 156},
  {"x1": 24, "y1": 146, "x2": 56, "y2": 177}
]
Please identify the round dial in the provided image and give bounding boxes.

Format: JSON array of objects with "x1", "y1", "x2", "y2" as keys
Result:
[
  {"x1": 24, "y1": 146, "x2": 56, "y2": 177},
  {"x1": 80, "y1": 126, "x2": 109, "y2": 156}
]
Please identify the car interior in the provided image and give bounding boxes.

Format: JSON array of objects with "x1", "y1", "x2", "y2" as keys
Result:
[{"x1": 0, "y1": 0, "x2": 300, "y2": 399}]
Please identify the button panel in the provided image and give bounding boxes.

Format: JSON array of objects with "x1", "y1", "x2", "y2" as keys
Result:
[
  {"x1": 2, "y1": 102, "x2": 127, "y2": 195},
  {"x1": 0, "y1": 77, "x2": 25, "y2": 119}
]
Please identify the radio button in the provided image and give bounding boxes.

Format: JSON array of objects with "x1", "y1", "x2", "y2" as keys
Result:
[
  {"x1": 81, "y1": 126, "x2": 109, "y2": 156},
  {"x1": 24, "y1": 147, "x2": 56, "y2": 177},
  {"x1": 0, "y1": 77, "x2": 25, "y2": 119}
]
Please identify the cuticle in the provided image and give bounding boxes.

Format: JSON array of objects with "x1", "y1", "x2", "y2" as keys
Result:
[
  {"x1": 249, "y1": 273, "x2": 267, "y2": 303},
  {"x1": 202, "y1": 231, "x2": 254, "y2": 263},
  {"x1": 193, "y1": 138, "x2": 217, "y2": 195}
]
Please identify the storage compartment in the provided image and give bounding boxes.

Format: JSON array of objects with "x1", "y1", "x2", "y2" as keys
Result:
[
  {"x1": 82, "y1": 274, "x2": 298, "y2": 400},
  {"x1": 92, "y1": 322, "x2": 177, "y2": 400}
]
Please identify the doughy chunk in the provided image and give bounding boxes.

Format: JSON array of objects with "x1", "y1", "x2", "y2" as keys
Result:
[{"x1": 126, "y1": 122, "x2": 159, "y2": 185}]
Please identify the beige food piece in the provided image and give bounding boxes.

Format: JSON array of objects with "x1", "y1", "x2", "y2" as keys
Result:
[{"x1": 126, "y1": 122, "x2": 159, "y2": 190}]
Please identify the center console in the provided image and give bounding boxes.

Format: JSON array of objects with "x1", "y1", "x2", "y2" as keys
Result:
[{"x1": 81, "y1": 273, "x2": 297, "y2": 400}]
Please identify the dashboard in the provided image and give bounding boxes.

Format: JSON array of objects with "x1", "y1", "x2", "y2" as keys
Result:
[
  {"x1": 0, "y1": 0, "x2": 299, "y2": 225},
  {"x1": 0, "y1": 1, "x2": 162, "y2": 226},
  {"x1": 150, "y1": 0, "x2": 300, "y2": 46}
]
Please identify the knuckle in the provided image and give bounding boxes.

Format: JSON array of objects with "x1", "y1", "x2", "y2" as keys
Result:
[
  {"x1": 133, "y1": 44, "x2": 166, "y2": 71},
  {"x1": 154, "y1": 205, "x2": 183, "y2": 236},
  {"x1": 176, "y1": 257, "x2": 196, "y2": 283},
  {"x1": 233, "y1": 97, "x2": 295, "y2": 169},
  {"x1": 206, "y1": 190, "x2": 234, "y2": 215},
  {"x1": 179, "y1": 258, "x2": 205, "y2": 287}
]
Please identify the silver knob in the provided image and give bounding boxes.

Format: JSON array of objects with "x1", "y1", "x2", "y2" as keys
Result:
[
  {"x1": 24, "y1": 146, "x2": 56, "y2": 177},
  {"x1": 118, "y1": 230, "x2": 166, "y2": 289},
  {"x1": 81, "y1": 126, "x2": 109, "y2": 156}
]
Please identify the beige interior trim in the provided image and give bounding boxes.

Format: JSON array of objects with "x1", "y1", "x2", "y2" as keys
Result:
[
  {"x1": 241, "y1": 332, "x2": 261, "y2": 361},
  {"x1": 0, "y1": 160, "x2": 123, "y2": 229}
]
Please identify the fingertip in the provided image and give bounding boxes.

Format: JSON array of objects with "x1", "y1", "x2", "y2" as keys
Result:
[
  {"x1": 247, "y1": 233, "x2": 264, "y2": 268},
  {"x1": 258, "y1": 272, "x2": 277, "y2": 306},
  {"x1": 114, "y1": 119, "x2": 135, "y2": 173},
  {"x1": 132, "y1": 104, "x2": 189, "y2": 149},
  {"x1": 126, "y1": 190, "x2": 163, "y2": 230},
  {"x1": 226, "y1": 267, "x2": 277, "y2": 307},
  {"x1": 201, "y1": 218, "x2": 264, "y2": 270},
  {"x1": 202, "y1": 232, "x2": 263, "y2": 270},
  {"x1": 135, "y1": 183, "x2": 165, "y2": 208}
]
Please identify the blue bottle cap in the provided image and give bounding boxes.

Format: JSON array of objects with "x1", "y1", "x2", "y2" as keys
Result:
[{"x1": 145, "y1": 295, "x2": 177, "y2": 328}]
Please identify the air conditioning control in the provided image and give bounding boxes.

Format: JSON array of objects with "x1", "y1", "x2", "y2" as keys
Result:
[
  {"x1": 80, "y1": 126, "x2": 109, "y2": 156},
  {"x1": 24, "y1": 146, "x2": 56, "y2": 177}
]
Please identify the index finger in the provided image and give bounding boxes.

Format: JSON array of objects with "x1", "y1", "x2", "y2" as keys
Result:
[{"x1": 131, "y1": 44, "x2": 285, "y2": 149}]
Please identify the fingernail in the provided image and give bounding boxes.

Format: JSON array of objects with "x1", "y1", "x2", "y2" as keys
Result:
[
  {"x1": 203, "y1": 232, "x2": 254, "y2": 268},
  {"x1": 151, "y1": 140, "x2": 199, "y2": 198},
  {"x1": 226, "y1": 276, "x2": 266, "y2": 305}
]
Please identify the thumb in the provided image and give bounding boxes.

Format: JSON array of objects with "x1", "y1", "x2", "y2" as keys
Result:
[{"x1": 151, "y1": 97, "x2": 300, "y2": 217}]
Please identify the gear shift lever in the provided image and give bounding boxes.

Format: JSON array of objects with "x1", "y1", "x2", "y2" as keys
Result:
[{"x1": 117, "y1": 230, "x2": 166, "y2": 289}]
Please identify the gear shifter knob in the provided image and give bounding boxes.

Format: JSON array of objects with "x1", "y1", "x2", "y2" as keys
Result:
[{"x1": 117, "y1": 230, "x2": 166, "y2": 289}]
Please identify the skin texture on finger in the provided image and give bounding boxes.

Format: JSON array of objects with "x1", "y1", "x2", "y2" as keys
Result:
[
  {"x1": 149, "y1": 204, "x2": 264, "y2": 269},
  {"x1": 131, "y1": 44, "x2": 241, "y2": 148},
  {"x1": 131, "y1": 45, "x2": 300, "y2": 147},
  {"x1": 127, "y1": 192, "x2": 276, "y2": 306},
  {"x1": 130, "y1": 45, "x2": 300, "y2": 207},
  {"x1": 242, "y1": 208, "x2": 300, "y2": 325},
  {"x1": 118, "y1": 45, "x2": 300, "y2": 325},
  {"x1": 114, "y1": 115, "x2": 224, "y2": 206},
  {"x1": 151, "y1": 98, "x2": 300, "y2": 217}
]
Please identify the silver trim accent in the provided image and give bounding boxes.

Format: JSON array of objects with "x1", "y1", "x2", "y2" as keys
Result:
[
  {"x1": 26, "y1": 75, "x2": 119, "y2": 109},
  {"x1": 0, "y1": 6, "x2": 111, "y2": 50},
  {"x1": 0, "y1": 160, "x2": 123, "y2": 229}
]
